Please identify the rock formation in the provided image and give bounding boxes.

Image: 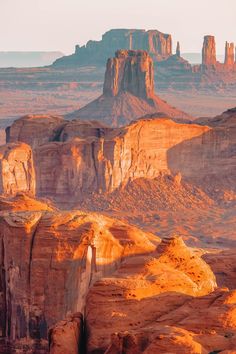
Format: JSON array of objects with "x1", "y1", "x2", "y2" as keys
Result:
[
  {"x1": 49, "y1": 313, "x2": 83, "y2": 354},
  {"x1": 100, "y1": 288, "x2": 236, "y2": 353},
  {"x1": 0, "y1": 207, "x2": 158, "y2": 351},
  {"x1": 85, "y1": 236, "x2": 223, "y2": 353},
  {"x1": 5, "y1": 106, "x2": 236, "y2": 203},
  {"x1": 66, "y1": 50, "x2": 191, "y2": 125},
  {"x1": 176, "y1": 41, "x2": 181, "y2": 57},
  {"x1": 224, "y1": 41, "x2": 235, "y2": 67},
  {"x1": 202, "y1": 35, "x2": 217, "y2": 67},
  {"x1": 103, "y1": 50, "x2": 154, "y2": 99},
  {"x1": 6, "y1": 114, "x2": 65, "y2": 149},
  {"x1": 0, "y1": 142, "x2": 35, "y2": 196},
  {"x1": 53, "y1": 29, "x2": 172, "y2": 67}
]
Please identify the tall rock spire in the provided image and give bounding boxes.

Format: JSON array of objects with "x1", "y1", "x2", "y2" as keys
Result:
[
  {"x1": 224, "y1": 41, "x2": 235, "y2": 67},
  {"x1": 202, "y1": 35, "x2": 216, "y2": 66},
  {"x1": 176, "y1": 41, "x2": 181, "y2": 57}
]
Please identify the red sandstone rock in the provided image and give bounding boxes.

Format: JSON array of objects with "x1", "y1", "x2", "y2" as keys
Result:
[
  {"x1": 6, "y1": 114, "x2": 65, "y2": 148},
  {"x1": 6, "y1": 109, "x2": 236, "y2": 205},
  {"x1": 49, "y1": 313, "x2": 83, "y2": 354},
  {"x1": 0, "y1": 193, "x2": 53, "y2": 212},
  {"x1": 225, "y1": 42, "x2": 235, "y2": 67},
  {"x1": 103, "y1": 50, "x2": 154, "y2": 99},
  {"x1": 0, "y1": 208, "x2": 158, "y2": 346},
  {"x1": 67, "y1": 50, "x2": 192, "y2": 125},
  {"x1": 85, "y1": 236, "x2": 220, "y2": 352},
  {"x1": 202, "y1": 35, "x2": 217, "y2": 67},
  {"x1": 0, "y1": 143, "x2": 35, "y2": 196},
  {"x1": 33, "y1": 117, "x2": 210, "y2": 199}
]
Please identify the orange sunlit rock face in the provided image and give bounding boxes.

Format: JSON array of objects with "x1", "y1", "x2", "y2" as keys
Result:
[
  {"x1": 84, "y1": 237, "x2": 236, "y2": 353},
  {"x1": 0, "y1": 206, "x2": 158, "y2": 346},
  {"x1": 5, "y1": 109, "x2": 236, "y2": 206},
  {"x1": 0, "y1": 142, "x2": 35, "y2": 196}
]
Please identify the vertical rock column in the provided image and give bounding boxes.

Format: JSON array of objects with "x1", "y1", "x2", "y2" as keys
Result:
[
  {"x1": 103, "y1": 50, "x2": 155, "y2": 100},
  {"x1": 202, "y1": 35, "x2": 216, "y2": 67},
  {"x1": 224, "y1": 41, "x2": 235, "y2": 67}
]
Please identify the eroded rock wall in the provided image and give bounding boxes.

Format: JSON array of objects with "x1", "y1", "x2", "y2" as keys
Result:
[
  {"x1": 0, "y1": 143, "x2": 35, "y2": 196},
  {"x1": 0, "y1": 210, "x2": 157, "y2": 344},
  {"x1": 103, "y1": 50, "x2": 154, "y2": 99}
]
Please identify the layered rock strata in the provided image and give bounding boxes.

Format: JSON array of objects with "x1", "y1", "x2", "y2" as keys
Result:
[{"x1": 5, "y1": 107, "x2": 236, "y2": 202}]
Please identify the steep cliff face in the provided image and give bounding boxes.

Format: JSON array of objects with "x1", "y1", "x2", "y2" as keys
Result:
[
  {"x1": 5, "y1": 109, "x2": 236, "y2": 202},
  {"x1": 0, "y1": 143, "x2": 35, "y2": 196},
  {"x1": 67, "y1": 50, "x2": 191, "y2": 125},
  {"x1": 31, "y1": 117, "x2": 210, "y2": 199},
  {"x1": 202, "y1": 35, "x2": 217, "y2": 67},
  {"x1": 53, "y1": 29, "x2": 172, "y2": 67},
  {"x1": 6, "y1": 115, "x2": 65, "y2": 148},
  {"x1": 0, "y1": 209, "x2": 157, "y2": 347},
  {"x1": 103, "y1": 50, "x2": 154, "y2": 99}
]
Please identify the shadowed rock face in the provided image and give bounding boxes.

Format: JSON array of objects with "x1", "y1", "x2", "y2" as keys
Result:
[
  {"x1": 53, "y1": 29, "x2": 172, "y2": 67},
  {"x1": 202, "y1": 35, "x2": 216, "y2": 66},
  {"x1": 103, "y1": 50, "x2": 154, "y2": 99}
]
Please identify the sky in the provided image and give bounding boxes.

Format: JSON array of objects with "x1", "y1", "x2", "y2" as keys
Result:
[{"x1": 0, "y1": 0, "x2": 235, "y2": 54}]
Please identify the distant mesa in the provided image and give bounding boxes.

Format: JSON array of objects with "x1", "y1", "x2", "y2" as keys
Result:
[
  {"x1": 53, "y1": 28, "x2": 172, "y2": 67},
  {"x1": 67, "y1": 49, "x2": 191, "y2": 126},
  {"x1": 53, "y1": 28, "x2": 236, "y2": 73}
]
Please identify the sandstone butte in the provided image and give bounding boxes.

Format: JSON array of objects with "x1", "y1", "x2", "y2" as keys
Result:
[
  {"x1": 65, "y1": 50, "x2": 192, "y2": 126},
  {"x1": 53, "y1": 29, "x2": 173, "y2": 67}
]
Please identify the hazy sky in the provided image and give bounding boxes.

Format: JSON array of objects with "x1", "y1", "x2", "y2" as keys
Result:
[{"x1": 1, "y1": 0, "x2": 235, "y2": 54}]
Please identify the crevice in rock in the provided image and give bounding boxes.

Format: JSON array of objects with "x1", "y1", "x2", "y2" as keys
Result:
[{"x1": 28, "y1": 219, "x2": 41, "y2": 285}]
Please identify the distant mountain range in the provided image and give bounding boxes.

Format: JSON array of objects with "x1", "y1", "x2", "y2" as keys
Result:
[{"x1": 0, "y1": 51, "x2": 64, "y2": 68}]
